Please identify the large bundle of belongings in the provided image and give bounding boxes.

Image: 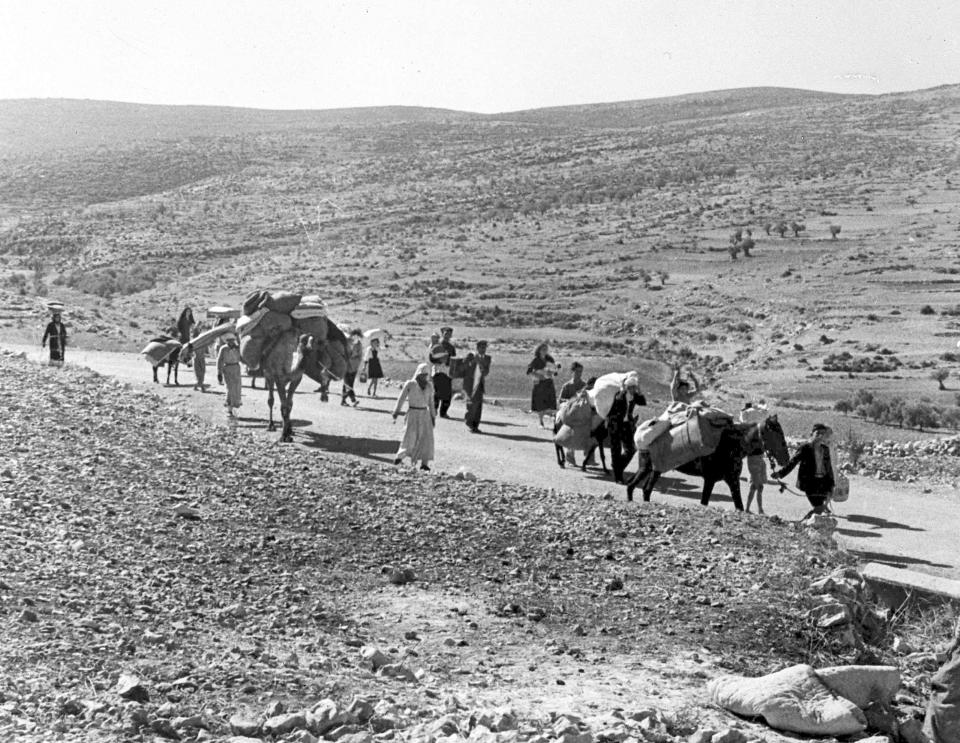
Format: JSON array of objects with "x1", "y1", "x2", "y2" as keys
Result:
[
  {"x1": 635, "y1": 400, "x2": 734, "y2": 472},
  {"x1": 141, "y1": 336, "x2": 182, "y2": 367},
  {"x1": 553, "y1": 389, "x2": 604, "y2": 451},
  {"x1": 236, "y1": 290, "x2": 346, "y2": 378},
  {"x1": 588, "y1": 371, "x2": 641, "y2": 419}
]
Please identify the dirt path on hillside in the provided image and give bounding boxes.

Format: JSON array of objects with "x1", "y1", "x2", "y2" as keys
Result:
[{"x1": 8, "y1": 343, "x2": 959, "y2": 583}]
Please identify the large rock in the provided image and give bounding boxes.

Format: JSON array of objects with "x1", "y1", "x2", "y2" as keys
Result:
[
  {"x1": 707, "y1": 664, "x2": 866, "y2": 735},
  {"x1": 263, "y1": 712, "x2": 307, "y2": 736}
]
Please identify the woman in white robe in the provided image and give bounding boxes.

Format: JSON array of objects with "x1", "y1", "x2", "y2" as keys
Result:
[{"x1": 392, "y1": 363, "x2": 436, "y2": 470}]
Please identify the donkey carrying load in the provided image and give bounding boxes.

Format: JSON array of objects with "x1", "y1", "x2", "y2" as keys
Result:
[{"x1": 625, "y1": 405, "x2": 789, "y2": 510}]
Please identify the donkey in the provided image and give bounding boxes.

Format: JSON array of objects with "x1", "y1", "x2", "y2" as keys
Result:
[{"x1": 625, "y1": 415, "x2": 789, "y2": 509}]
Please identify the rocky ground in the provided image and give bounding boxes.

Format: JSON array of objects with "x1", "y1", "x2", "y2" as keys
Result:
[{"x1": 3, "y1": 350, "x2": 929, "y2": 743}]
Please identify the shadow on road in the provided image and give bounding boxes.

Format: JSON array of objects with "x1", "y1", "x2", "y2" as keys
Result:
[
  {"x1": 836, "y1": 528, "x2": 882, "y2": 539},
  {"x1": 482, "y1": 431, "x2": 553, "y2": 444},
  {"x1": 848, "y1": 549, "x2": 953, "y2": 570},
  {"x1": 296, "y1": 429, "x2": 397, "y2": 462},
  {"x1": 844, "y1": 514, "x2": 925, "y2": 532}
]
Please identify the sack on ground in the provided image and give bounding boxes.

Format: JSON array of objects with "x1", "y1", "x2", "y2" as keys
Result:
[
  {"x1": 263, "y1": 290, "x2": 302, "y2": 315},
  {"x1": 707, "y1": 664, "x2": 866, "y2": 736},
  {"x1": 240, "y1": 334, "x2": 266, "y2": 371},
  {"x1": 647, "y1": 408, "x2": 732, "y2": 472},
  {"x1": 925, "y1": 647, "x2": 960, "y2": 743}
]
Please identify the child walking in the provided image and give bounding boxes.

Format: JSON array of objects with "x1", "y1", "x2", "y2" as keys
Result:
[{"x1": 363, "y1": 337, "x2": 385, "y2": 398}]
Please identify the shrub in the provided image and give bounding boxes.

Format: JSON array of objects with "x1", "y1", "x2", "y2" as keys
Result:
[
  {"x1": 932, "y1": 368, "x2": 950, "y2": 390},
  {"x1": 829, "y1": 224, "x2": 842, "y2": 239},
  {"x1": 833, "y1": 400, "x2": 854, "y2": 415},
  {"x1": 920, "y1": 305, "x2": 936, "y2": 315},
  {"x1": 740, "y1": 237, "x2": 755, "y2": 256}
]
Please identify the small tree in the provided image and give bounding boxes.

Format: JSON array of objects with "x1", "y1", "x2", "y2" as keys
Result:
[
  {"x1": 763, "y1": 222, "x2": 773, "y2": 236},
  {"x1": 740, "y1": 237, "x2": 755, "y2": 257},
  {"x1": 790, "y1": 221, "x2": 805, "y2": 237},
  {"x1": 834, "y1": 399, "x2": 854, "y2": 415},
  {"x1": 932, "y1": 368, "x2": 950, "y2": 390},
  {"x1": 730, "y1": 229, "x2": 743, "y2": 245},
  {"x1": 829, "y1": 224, "x2": 842, "y2": 240},
  {"x1": 728, "y1": 245, "x2": 739, "y2": 260},
  {"x1": 775, "y1": 221, "x2": 788, "y2": 238}
]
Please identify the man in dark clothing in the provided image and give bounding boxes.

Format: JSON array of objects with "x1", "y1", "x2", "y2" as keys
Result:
[
  {"x1": 773, "y1": 423, "x2": 836, "y2": 519},
  {"x1": 42, "y1": 313, "x2": 68, "y2": 366},
  {"x1": 430, "y1": 326, "x2": 457, "y2": 418},
  {"x1": 559, "y1": 362, "x2": 586, "y2": 402},
  {"x1": 462, "y1": 340, "x2": 491, "y2": 433},
  {"x1": 606, "y1": 378, "x2": 646, "y2": 483}
]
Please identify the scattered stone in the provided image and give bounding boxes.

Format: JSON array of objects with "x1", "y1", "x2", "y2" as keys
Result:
[
  {"x1": 360, "y1": 645, "x2": 391, "y2": 671},
  {"x1": 455, "y1": 468, "x2": 477, "y2": 482},
  {"x1": 263, "y1": 712, "x2": 308, "y2": 736},
  {"x1": 174, "y1": 504, "x2": 201, "y2": 520},
  {"x1": 19, "y1": 608, "x2": 38, "y2": 623},
  {"x1": 710, "y1": 729, "x2": 747, "y2": 743},
  {"x1": 229, "y1": 715, "x2": 261, "y2": 737},
  {"x1": 116, "y1": 673, "x2": 149, "y2": 703}
]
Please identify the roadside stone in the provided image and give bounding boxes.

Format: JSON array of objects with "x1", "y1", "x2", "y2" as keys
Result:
[
  {"x1": 19, "y1": 609, "x2": 38, "y2": 623},
  {"x1": 897, "y1": 718, "x2": 925, "y2": 743},
  {"x1": 263, "y1": 712, "x2": 307, "y2": 737},
  {"x1": 360, "y1": 645, "x2": 391, "y2": 671},
  {"x1": 288, "y1": 731, "x2": 320, "y2": 743},
  {"x1": 455, "y1": 468, "x2": 477, "y2": 482},
  {"x1": 116, "y1": 674, "x2": 149, "y2": 703},
  {"x1": 379, "y1": 662, "x2": 419, "y2": 683},
  {"x1": 711, "y1": 729, "x2": 747, "y2": 743},
  {"x1": 347, "y1": 697, "x2": 375, "y2": 724},
  {"x1": 308, "y1": 699, "x2": 348, "y2": 735},
  {"x1": 687, "y1": 729, "x2": 717, "y2": 743},
  {"x1": 326, "y1": 723, "x2": 363, "y2": 740},
  {"x1": 229, "y1": 715, "x2": 261, "y2": 737}
]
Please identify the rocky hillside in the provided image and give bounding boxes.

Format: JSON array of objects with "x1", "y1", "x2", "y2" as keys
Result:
[{"x1": 0, "y1": 350, "x2": 872, "y2": 742}]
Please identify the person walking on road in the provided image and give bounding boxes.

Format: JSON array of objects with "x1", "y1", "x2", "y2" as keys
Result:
[
  {"x1": 342, "y1": 328, "x2": 363, "y2": 407},
  {"x1": 363, "y1": 337, "x2": 384, "y2": 398},
  {"x1": 392, "y1": 363, "x2": 436, "y2": 471},
  {"x1": 462, "y1": 340, "x2": 491, "y2": 433},
  {"x1": 188, "y1": 338, "x2": 209, "y2": 391},
  {"x1": 217, "y1": 333, "x2": 243, "y2": 417},
  {"x1": 430, "y1": 326, "x2": 457, "y2": 418},
  {"x1": 527, "y1": 342, "x2": 559, "y2": 428},
  {"x1": 607, "y1": 375, "x2": 646, "y2": 484},
  {"x1": 740, "y1": 400, "x2": 770, "y2": 514},
  {"x1": 773, "y1": 423, "x2": 836, "y2": 519},
  {"x1": 42, "y1": 312, "x2": 68, "y2": 367}
]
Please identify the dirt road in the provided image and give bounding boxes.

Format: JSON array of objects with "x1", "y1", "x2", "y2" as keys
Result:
[{"x1": 10, "y1": 343, "x2": 959, "y2": 583}]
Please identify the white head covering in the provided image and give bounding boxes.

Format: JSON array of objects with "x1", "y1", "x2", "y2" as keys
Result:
[{"x1": 414, "y1": 363, "x2": 430, "y2": 377}]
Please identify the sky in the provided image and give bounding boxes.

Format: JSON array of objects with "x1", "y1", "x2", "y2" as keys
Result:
[{"x1": 2, "y1": 0, "x2": 959, "y2": 113}]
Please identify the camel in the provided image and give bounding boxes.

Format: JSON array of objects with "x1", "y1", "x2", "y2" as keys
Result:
[{"x1": 258, "y1": 319, "x2": 349, "y2": 442}]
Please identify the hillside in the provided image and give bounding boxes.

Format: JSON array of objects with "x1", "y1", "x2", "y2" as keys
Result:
[
  {"x1": 0, "y1": 351, "x2": 860, "y2": 741},
  {"x1": 1, "y1": 84, "x2": 960, "y2": 428}
]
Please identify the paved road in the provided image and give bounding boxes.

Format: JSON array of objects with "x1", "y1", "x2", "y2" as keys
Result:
[{"x1": 9, "y1": 343, "x2": 960, "y2": 582}]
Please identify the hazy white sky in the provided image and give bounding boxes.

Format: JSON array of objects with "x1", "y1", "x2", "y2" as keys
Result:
[{"x1": 3, "y1": 0, "x2": 958, "y2": 112}]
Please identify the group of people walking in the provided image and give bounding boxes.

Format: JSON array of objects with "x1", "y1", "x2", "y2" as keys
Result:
[{"x1": 41, "y1": 307, "x2": 843, "y2": 518}]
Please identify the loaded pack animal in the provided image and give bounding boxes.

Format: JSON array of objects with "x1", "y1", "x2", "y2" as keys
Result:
[
  {"x1": 624, "y1": 415, "x2": 789, "y2": 509},
  {"x1": 151, "y1": 327, "x2": 183, "y2": 386},
  {"x1": 258, "y1": 318, "x2": 349, "y2": 442},
  {"x1": 553, "y1": 417, "x2": 608, "y2": 473}
]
